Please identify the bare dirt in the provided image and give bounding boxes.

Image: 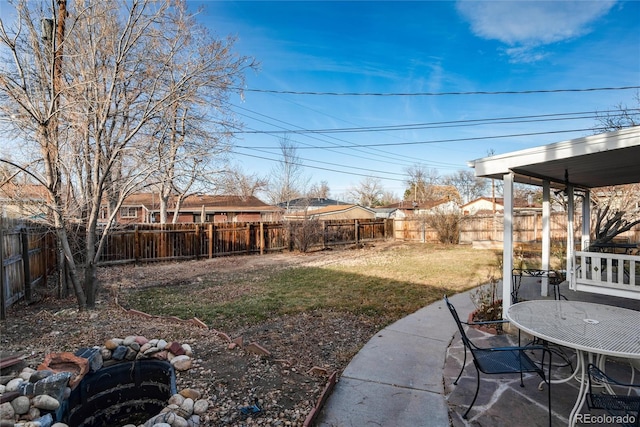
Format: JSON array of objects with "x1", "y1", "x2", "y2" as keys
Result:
[{"x1": 1, "y1": 241, "x2": 406, "y2": 426}]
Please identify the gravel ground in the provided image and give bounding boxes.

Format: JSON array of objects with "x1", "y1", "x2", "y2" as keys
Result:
[{"x1": 1, "y1": 242, "x2": 402, "y2": 426}]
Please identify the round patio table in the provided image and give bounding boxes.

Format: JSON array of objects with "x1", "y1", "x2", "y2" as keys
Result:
[{"x1": 506, "y1": 300, "x2": 640, "y2": 427}]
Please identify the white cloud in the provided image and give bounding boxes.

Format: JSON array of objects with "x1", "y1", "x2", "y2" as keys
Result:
[
  {"x1": 502, "y1": 46, "x2": 549, "y2": 63},
  {"x1": 456, "y1": 1, "x2": 617, "y2": 55}
]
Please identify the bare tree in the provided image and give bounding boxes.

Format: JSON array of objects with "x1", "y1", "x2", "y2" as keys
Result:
[
  {"x1": 267, "y1": 136, "x2": 307, "y2": 209},
  {"x1": 147, "y1": 2, "x2": 252, "y2": 224},
  {"x1": 307, "y1": 180, "x2": 330, "y2": 199},
  {"x1": 587, "y1": 97, "x2": 640, "y2": 246},
  {"x1": 443, "y1": 170, "x2": 488, "y2": 204},
  {"x1": 589, "y1": 184, "x2": 640, "y2": 246},
  {"x1": 379, "y1": 190, "x2": 400, "y2": 206},
  {"x1": 0, "y1": 0, "x2": 254, "y2": 309},
  {"x1": 0, "y1": 0, "x2": 88, "y2": 306},
  {"x1": 219, "y1": 164, "x2": 268, "y2": 199},
  {"x1": 404, "y1": 164, "x2": 440, "y2": 201},
  {"x1": 593, "y1": 92, "x2": 639, "y2": 133},
  {"x1": 348, "y1": 176, "x2": 384, "y2": 207}
]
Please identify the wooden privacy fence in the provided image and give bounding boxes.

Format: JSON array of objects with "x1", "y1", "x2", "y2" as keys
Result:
[
  {"x1": 395, "y1": 212, "x2": 640, "y2": 245},
  {"x1": 97, "y1": 219, "x2": 391, "y2": 266},
  {"x1": 1, "y1": 220, "x2": 57, "y2": 319},
  {"x1": 459, "y1": 212, "x2": 572, "y2": 244},
  {"x1": 99, "y1": 222, "x2": 287, "y2": 265}
]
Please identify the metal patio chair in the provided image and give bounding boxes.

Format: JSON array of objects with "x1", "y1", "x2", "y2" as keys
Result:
[
  {"x1": 444, "y1": 295, "x2": 552, "y2": 425},
  {"x1": 511, "y1": 268, "x2": 567, "y2": 304},
  {"x1": 587, "y1": 364, "x2": 640, "y2": 427}
]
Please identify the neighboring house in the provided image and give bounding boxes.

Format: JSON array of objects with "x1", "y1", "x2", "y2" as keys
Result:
[
  {"x1": 460, "y1": 197, "x2": 543, "y2": 215},
  {"x1": 371, "y1": 207, "x2": 397, "y2": 219},
  {"x1": 383, "y1": 199, "x2": 460, "y2": 218},
  {"x1": 278, "y1": 197, "x2": 351, "y2": 212},
  {"x1": 0, "y1": 183, "x2": 50, "y2": 220},
  {"x1": 284, "y1": 204, "x2": 376, "y2": 220},
  {"x1": 102, "y1": 193, "x2": 282, "y2": 224}
]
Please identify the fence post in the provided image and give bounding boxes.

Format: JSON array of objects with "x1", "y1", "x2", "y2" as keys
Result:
[
  {"x1": 322, "y1": 221, "x2": 327, "y2": 249},
  {"x1": 355, "y1": 220, "x2": 359, "y2": 244},
  {"x1": 208, "y1": 223, "x2": 214, "y2": 258},
  {"x1": 134, "y1": 225, "x2": 140, "y2": 263},
  {"x1": 195, "y1": 224, "x2": 201, "y2": 259},
  {"x1": 259, "y1": 222, "x2": 264, "y2": 255},
  {"x1": 20, "y1": 227, "x2": 32, "y2": 303},
  {"x1": 246, "y1": 224, "x2": 251, "y2": 254},
  {"x1": 1, "y1": 218, "x2": 5, "y2": 320}
]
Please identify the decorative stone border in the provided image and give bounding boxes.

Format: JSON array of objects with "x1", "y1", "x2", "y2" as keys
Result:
[{"x1": 0, "y1": 335, "x2": 202, "y2": 427}]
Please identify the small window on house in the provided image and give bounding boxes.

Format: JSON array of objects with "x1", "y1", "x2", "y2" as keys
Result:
[{"x1": 120, "y1": 207, "x2": 137, "y2": 218}]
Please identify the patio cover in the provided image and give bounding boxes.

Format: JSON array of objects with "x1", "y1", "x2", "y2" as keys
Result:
[
  {"x1": 469, "y1": 126, "x2": 640, "y2": 311},
  {"x1": 471, "y1": 126, "x2": 640, "y2": 190}
]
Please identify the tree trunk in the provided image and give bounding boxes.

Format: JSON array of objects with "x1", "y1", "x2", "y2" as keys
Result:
[
  {"x1": 84, "y1": 261, "x2": 97, "y2": 308},
  {"x1": 55, "y1": 226, "x2": 86, "y2": 309}
]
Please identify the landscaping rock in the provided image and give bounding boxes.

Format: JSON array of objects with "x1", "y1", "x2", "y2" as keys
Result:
[
  {"x1": 170, "y1": 355, "x2": 192, "y2": 371},
  {"x1": 193, "y1": 399, "x2": 208, "y2": 415},
  {"x1": 179, "y1": 389, "x2": 200, "y2": 400},
  {"x1": 31, "y1": 394, "x2": 60, "y2": 411},
  {"x1": 0, "y1": 402, "x2": 15, "y2": 420},
  {"x1": 168, "y1": 341, "x2": 185, "y2": 356},
  {"x1": 28, "y1": 370, "x2": 53, "y2": 384},
  {"x1": 37, "y1": 353, "x2": 88, "y2": 389},
  {"x1": 33, "y1": 372, "x2": 71, "y2": 402},
  {"x1": 10, "y1": 395, "x2": 30, "y2": 415}
]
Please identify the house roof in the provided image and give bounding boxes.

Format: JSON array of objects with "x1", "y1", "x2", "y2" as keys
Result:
[
  {"x1": 469, "y1": 126, "x2": 640, "y2": 189},
  {"x1": 0, "y1": 183, "x2": 49, "y2": 201},
  {"x1": 121, "y1": 193, "x2": 281, "y2": 212},
  {"x1": 278, "y1": 198, "x2": 350, "y2": 208},
  {"x1": 286, "y1": 204, "x2": 374, "y2": 217},
  {"x1": 383, "y1": 199, "x2": 453, "y2": 210},
  {"x1": 180, "y1": 195, "x2": 280, "y2": 212}
]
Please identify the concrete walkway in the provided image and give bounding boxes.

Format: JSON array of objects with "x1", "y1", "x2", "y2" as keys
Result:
[
  {"x1": 316, "y1": 282, "x2": 640, "y2": 427},
  {"x1": 316, "y1": 291, "x2": 471, "y2": 426}
]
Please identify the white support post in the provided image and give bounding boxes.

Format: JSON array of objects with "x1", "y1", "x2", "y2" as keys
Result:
[
  {"x1": 502, "y1": 172, "x2": 514, "y2": 316},
  {"x1": 582, "y1": 190, "x2": 591, "y2": 250},
  {"x1": 566, "y1": 186, "x2": 575, "y2": 289},
  {"x1": 541, "y1": 181, "x2": 551, "y2": 296}
]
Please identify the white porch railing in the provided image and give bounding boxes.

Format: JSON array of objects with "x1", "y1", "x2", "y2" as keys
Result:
[{"x1": 571, "y1": 251, "x2": 640, "y2": 300}]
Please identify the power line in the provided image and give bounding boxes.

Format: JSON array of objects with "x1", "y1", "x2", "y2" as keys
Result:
[
  {"x1": 244, "y1": 146, "x2": 405, "y2": 178},
  {"x1": 236, "y1": 110, "x2": 636, "y2": 134},
  {"x1": 231, "y1": 104, "x2": 460, "y2": 168},
  {"x1": 231, "y1": 109, "x2": 422, "y2": 168},
  {"x1": 237, "y1": 85, "x2": 640, "y2": 97},
  {"x1": 236, "y1": 128, "x2": 598, "y2": 150},
  {"x1": 231, "y1": 150, "x2": 408, "y2": 183}
]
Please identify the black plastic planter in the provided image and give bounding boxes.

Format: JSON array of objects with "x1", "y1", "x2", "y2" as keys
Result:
[{"x1": 56, "y1": 359, "x2": 177, "y2": 427}]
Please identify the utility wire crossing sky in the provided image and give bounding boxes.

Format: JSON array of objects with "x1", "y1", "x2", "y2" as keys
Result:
[{"x1": 198, "y1": 1, "x2": 640, "y2": 197}]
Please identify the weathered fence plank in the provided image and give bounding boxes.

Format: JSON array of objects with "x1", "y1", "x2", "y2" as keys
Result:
[{"x1": 1, "y1": 221, "x2": 56, "y2": 319}]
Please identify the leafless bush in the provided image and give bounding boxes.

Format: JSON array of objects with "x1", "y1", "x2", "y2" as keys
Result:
[
  {"x1": 286, "y1": 218, "x2": 323, "y2": 252},
  {"x1": 423, "y1": 210, "x2": 463, "y2": 244}
]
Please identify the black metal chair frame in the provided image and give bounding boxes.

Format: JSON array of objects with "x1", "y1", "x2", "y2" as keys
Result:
[
  {"x1": 511, "y1": 268, "x2": 567, "y2": 304},
  {"x1": 587, "y1": 364, "x2": 640, "y2": 427},
  {"x1": 510, "y1": 268, "x2": 575, "y2": 373},
  {"x1": 445, "y1": 296, "x2": 552, "y2": 425}
]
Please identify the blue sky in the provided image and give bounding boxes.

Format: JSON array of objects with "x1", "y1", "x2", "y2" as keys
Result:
[{"x1": 200, "y1": 1, "x2": 639, "y2": 198}]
